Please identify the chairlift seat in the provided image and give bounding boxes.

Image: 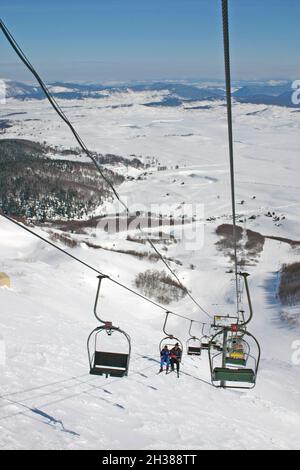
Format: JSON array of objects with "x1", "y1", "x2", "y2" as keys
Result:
[
  {"x1": 90, "y1": 351, "x2": 129, "y2": 377},
  {"x1": 187, "y1": 346, "x2": 201, "y2": 356},
  {"x1": 203, "y1": 341, "x2": 219, "y2": 351},
  {"x1": 202, "y1": 338, "x2": 215, "y2": 349},
  {"x1": 213, "y1": 367, "x2": 255, "y2": 383}
]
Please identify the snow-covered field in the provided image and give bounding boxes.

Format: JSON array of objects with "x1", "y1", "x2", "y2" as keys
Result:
[{"x1": 1, "y1": 90, "x2": 300, "y2": 449}]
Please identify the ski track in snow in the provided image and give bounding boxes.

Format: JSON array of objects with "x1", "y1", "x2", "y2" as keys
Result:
[{"x1": 0, "y1": 95, "x2": 300, "y2": 449}]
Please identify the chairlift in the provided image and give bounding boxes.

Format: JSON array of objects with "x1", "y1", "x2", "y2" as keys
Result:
[
  {"x1": 200, "y1": 324, "x2": 220, "y2": 351},
  {"x1": 208, "y1": 273, "x2": 261, "y2": 389},
  {"x1": 208, "y1": 326, "x2": 261, "y2": 389},
  {"x1": 186, "y1": 320, "x2": 202, "y2": 356},
  {"x1": 87, "y1": 276, "x2": 131, "y2": 378}
]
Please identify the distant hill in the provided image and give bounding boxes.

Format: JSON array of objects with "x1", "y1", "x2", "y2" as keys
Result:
[
  {"x1": 3, "y1": 80, "x2": 224, "y2": 104},
  {"x1": 233, "y1": 82, "x2": 299, "y2": 107},
  {"x1": 3, "y1": 80, "x2": 300, "y2": 108},
  {"x1": 4, "y1": 81, "x2": 108, "y2": 100},
  {"x1": 233, "y1": 83, "x2": 291, "y2": 98}
]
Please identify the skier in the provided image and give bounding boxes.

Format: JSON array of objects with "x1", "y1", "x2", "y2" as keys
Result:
[
  {"x1": 232, "y1": 338, "x2": 244, "y2": 352},
  {"x1": 230, "y1": 338, "x2": 246, "y2": 362},
  {"x1": 159, "y1": 345, "x2": 170, "y2": 373},
  {"x1": 170, "y1": 343, "x2": 182, "y2": 377}
]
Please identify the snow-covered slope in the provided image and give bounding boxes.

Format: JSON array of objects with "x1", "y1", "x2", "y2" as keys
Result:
[{"x1": 1, "y1": 92, "x2": 300, "y2": 450}]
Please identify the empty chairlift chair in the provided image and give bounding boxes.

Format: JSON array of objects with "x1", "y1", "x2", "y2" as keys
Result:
[
  {"x1": 186, "y1": 320, "x2": 202, "y2": 356},
  {"x1": 200, "y1": 324, "x2": 220, "y2": 351},
  {"x1": 201, "y1": 336, "x2": 210, "y2": 350},
  {"x1": 87, "y1": 276, "x2": 131, "y2": 378}
]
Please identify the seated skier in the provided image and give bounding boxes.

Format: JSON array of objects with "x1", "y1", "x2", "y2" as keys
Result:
[
  {"x1": 170, "y1": 343, "x2": 182, "y2": 377},
  {"x1": 230, "y1": 338, "x2": 246, "y2": 360},
  {"x1": 232, "y1": 338, "x2": 245, "y2": 352},
  {"x1": 160, "y1": 345, "x2": 170, "y2": 373}
]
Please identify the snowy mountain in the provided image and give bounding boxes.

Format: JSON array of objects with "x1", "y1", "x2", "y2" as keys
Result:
[
  {"x1": 233, "y1": 83, "x2": 299, "y2": 107},
  {"x1": 3, "y1": 79, "x2": 299, "y2": 108},
  {"x1": 0, "y1": 88, "x2": 300, "y2": 450},
  {"x1": 233, "y1": 83, "x2": 292, "y2": 98}
]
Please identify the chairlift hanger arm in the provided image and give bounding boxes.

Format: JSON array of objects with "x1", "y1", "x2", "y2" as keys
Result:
[
  {"x1": 238, "y1": 273, "x2": 253, "y2": 327},
  {"x1": 160, "y1": 312, "x2": 185, "y2": 353},
  {"x1": 188, "y1": 320, "x2": 194, "y2": 338},
  {"x1": 163, "y1": 312, "x2": 174, "y2": 337},
  {"x1": 94, "y1": 275, "x2": 113, "y2": 328},
  {"x1": 189, "y1": 319, "x2": 202, "y2": 340},
  {"x1": 202, "y1": 322, "x2": 213, "y2": 337}
]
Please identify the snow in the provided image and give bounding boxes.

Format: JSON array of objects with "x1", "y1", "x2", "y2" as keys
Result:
[
  {"x1": 48, "y1": 86, "x2": 77, "y2": 94},
  {"x1": 1, "y1": 91, "x2": 300, "y2": 450}
]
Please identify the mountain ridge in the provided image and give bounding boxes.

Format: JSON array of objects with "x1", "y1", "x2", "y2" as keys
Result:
[{"x1": 2, "y1": 79, "x2": 299, "y2": 108}]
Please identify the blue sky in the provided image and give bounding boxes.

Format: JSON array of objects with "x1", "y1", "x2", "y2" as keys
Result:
[{"x1": 0, "y1": 0, "x2": 299, "y2": 82}]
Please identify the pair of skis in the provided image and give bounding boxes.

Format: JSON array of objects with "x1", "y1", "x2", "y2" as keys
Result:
[{"x1": 158, "y1": 368, "x2": 180, "y2": 378}]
